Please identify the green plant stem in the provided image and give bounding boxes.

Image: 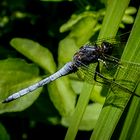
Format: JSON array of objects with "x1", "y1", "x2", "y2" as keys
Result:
[
  {"x1": 91, "y1": 6, "x2": 140, "y2": 140},
  {"x1": 119, "y1": 8, "x2": 140, "y2": 140}
]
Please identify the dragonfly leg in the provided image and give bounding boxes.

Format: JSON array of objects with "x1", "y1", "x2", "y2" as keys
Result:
[
  {"x1": 94, "y1": 64, "x2": 140, "y2": 98},
  {"x1": 98, "y1": 58, "x2": 109, "y2": 70},
  {"x1": 94, "y1": 61, "x2": 110, "y2": 85}
]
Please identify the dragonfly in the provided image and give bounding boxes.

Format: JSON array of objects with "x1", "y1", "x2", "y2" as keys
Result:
[{"x1": 2, "y1": 34, "x2": 140, "y2": 103}]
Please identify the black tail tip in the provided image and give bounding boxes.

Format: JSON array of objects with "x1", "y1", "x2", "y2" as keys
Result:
[
  {"x1": 2, "y1": 100, "x2": 7, "y2": 103},
  {"x1": 2, "y1": 99, "x2": 11, "y2": 103}
]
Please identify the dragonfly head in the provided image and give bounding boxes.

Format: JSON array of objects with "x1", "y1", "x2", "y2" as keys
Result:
[{"x1": 101, "y1": 41, "x2": 113, "y2": 55}]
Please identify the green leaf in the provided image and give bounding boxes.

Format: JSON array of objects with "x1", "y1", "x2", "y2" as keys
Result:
[
  {"x1": 122, "y1": 14, "x2": 134, "y2": 24},
  {"x1": 122, "y1": 7, "x2": 137, "y2": 24},
  {"x1": 125, "y1": 7, "x2": 137, "y2": 14},
  {"x1": 48, "y1": 77, "x2": 76, "y2": 117},
  {"x1": 0, "y1": 58, "x2": 42, "y2": 113},
  {"x1": 90, "y1": 85, "x2": 106, "y2": 104},
  {"x1": 60, "y1": 11, "x2": 98, "y2": 33},
  {"x1": 0, "y1": 123, "x2": 10, "y2": 140},
  {"x1": 68, "y1": 16, "x2": 98, "y2": 46},
  {"x1": 118, "y1": 8, "x2": 140, "y2": 140},
  {"x1": 10, "y1": 38, "x2": 56, "y2": 73},
  {"x1": 65, "y1": 83, "x2": 94, "y2": 140},
  {"x1": 99, "y1": 0, "x2": 130, "y2": 39},
  {"x1": 61, "y1": 103, "x2": 103, "y2": 130},
  {"x1": 58, "y1": 37, "x2": 78, "y2": 65}
]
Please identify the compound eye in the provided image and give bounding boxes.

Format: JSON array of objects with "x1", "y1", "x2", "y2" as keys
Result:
[{"x1": 101, "y1": 41, "x2": 109, "y2": 49}]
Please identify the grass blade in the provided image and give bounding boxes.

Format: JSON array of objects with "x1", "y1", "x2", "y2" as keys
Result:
[
  {"x1": 118, "y1": 7, "x2": 140, "y2": 140},
  {"x1": 64, "y1": 83, "x2": 94, "y2": 140},
  {"x1": 90, "y1": 6, "x2": 140, "y2": 140}
]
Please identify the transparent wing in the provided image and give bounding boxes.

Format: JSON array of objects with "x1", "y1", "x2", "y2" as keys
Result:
[
  {"x1": 85, "y1": 32, "x2": 130, "y2": 60},
  {"x1": 89, "y1": 31, "x2": 130, "y2": 46},
  {"x1": 75, "y1": 63, "x2": 97, "y2": 83},
  {"x1": 72, "y1": 31, "x2": 140, "y2": 96},
  {"x1": 113, "y1": 60, "x2": 140, "y2": 93},
  {"x1": 75, "y1": 57, "x2": 140, "y2": 97}
]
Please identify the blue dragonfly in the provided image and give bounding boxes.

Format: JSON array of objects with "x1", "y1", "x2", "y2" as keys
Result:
[{"x1": 3, "y1": 35, "x2": 140, "y2": 103}]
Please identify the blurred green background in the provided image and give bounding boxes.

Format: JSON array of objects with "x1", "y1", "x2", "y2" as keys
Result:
[{"x1": 0, "y1": 0, "x2": 139, "y2": 140}]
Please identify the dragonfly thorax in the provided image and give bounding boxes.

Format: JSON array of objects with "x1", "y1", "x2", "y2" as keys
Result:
[
  {"x1": 73, "y1": 41, "x2": 114, "y2": 67},
  {"x1": 73, "y1": 44, "x2": 100, "y2": 66}
]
